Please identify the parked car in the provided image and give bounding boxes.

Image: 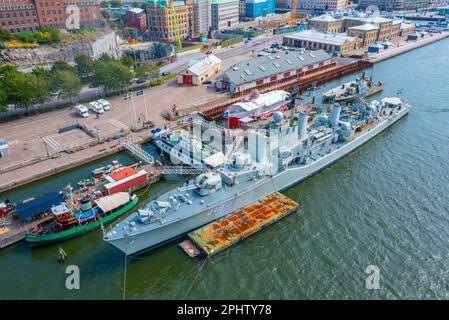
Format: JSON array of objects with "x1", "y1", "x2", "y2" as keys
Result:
[
  {"x1": 96, "y1": 99, "x2": 110, "y2": 111},
  {"x1": 136, "y1": 78, "x2": 146, "y2": 84},
  {"x1": 202, "y1": 80, "x2": 212, "y2": 85},
  {"x1": 89, "y1": 101, "x2": 105, "y2": 114},
  {"x1": 75, "y1": 105, "x2": 89, "y2": 118},
  {"x1": 161, "y1": 71, "x2": 171, "y2": 77}
]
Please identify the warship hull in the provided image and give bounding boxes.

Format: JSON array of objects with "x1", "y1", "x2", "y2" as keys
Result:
[{"x1": 106, "y1": 107, "x2": 409, "y2": 255}]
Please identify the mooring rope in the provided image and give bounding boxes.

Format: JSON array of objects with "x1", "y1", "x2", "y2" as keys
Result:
[{"x1": 183, "y1": 255, "x2": 210, "y2": 299}]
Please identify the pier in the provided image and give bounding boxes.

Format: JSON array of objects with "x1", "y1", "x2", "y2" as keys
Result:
[
  {"x1": 367, "y1": 32, "x2": 449, "y2": 63},
  {"x1": 0, "y1": 215, "x2": 53, "y2": 249},
  {"x1": 181, "y1": 192, "x2": 299, "y2": 257}
]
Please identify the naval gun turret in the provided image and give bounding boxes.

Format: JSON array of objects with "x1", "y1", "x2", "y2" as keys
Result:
[{"x1": 194, "y1": 172, "x2": 222, "y2": 196}]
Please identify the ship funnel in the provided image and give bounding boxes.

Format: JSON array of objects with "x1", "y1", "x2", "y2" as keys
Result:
[
  {"x1": 331, "y1": 103, "x2": 341, "y2": 128},
  {"x1": 298, "y1": 112, "x2": 308, "y2": 140}
]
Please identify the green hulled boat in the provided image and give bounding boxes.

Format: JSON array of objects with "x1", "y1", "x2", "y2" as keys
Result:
[{"x1": 26, "y1": 193, "x2": 139, "y2": 247}]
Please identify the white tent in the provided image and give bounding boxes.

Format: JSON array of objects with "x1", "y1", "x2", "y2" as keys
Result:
[{"x1": 95, "y1": 192, "x2": 130, "y2": 213}]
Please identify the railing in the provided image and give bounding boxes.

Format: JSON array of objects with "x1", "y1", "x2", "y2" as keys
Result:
[
  {"x1": 162, "y1": 166, "x2": 205, "y2": 175},
  {"x1": 121, "y1": 141, "x2": 154, "y2": 164}
]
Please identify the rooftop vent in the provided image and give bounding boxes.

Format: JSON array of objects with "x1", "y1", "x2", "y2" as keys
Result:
[
  {"x1": 285, "y1": 59, "x2": 292, "y2": 64},
  {"x1": 244, "y1": 69, "x2": 253, "y2": 76},
  {"x1": 259, "y1": 65, "x2": 267, "y2": 71},
  {"x1": 297, "y1": 56, "x2": 304, "y2": 61},
  {"x1": 309, "y1": 53, "x2": 316, "y2": 58},
  {"x1": 233, "y1": 66, "x2": 239, "y2": 71}
]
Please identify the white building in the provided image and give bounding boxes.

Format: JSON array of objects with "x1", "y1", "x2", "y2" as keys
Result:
[
  {"x1": 177, "y1": 54, "x2": 222, "y2": 85},
  {"x1": 211, "y1": 0, "x2": 240, "y2": 30},
  {"x1": 297, "y1": 0, "x2": 348, "y2": 14},
  {"x1": 193, "y1": 0, "x2": 211, "y2": 36}
]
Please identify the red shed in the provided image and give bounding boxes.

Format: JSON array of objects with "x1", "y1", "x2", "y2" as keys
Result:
[{"x1": 104, "y1": 168, "x2": 148, "y2": 195}]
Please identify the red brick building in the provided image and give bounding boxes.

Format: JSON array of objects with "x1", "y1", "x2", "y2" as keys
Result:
[
  {"x1": 126, "y1": 8, "x2": 147, "y2": 34},
  {"x1": 0, "y1": 0, "x2": 40, "y2": 33},
  {"x1": 34, "y1": 0, "x2": 101, "y2": 29},
  {"x1": 0, "y1": 0, "x2": 101, "y2": 33}
]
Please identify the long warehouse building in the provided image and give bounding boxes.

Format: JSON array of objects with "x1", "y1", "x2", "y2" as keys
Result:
[{"x1": 215, "y1": 49, "x2": 333, "y2": 95}]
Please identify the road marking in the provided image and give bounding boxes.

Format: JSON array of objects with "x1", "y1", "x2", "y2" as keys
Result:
[
  {"x1": 43, "y1": 136, "x2": 62, "y2": 151},
  {"x1": 109, "y1": 119, "x2": 130, "y2": 131}
]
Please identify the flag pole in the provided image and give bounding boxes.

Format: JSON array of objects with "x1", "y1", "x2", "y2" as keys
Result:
[
  {"x1": 131, "y1": 94, "x2": 138, "y2": 130},
  {"x1": 142, "y1": 90, "x2": 149, "y2": 125}
]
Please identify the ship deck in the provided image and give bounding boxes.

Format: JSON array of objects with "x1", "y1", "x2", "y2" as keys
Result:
[{"x1": 184, "y1": 192, "x2": 299, "y2": 257}]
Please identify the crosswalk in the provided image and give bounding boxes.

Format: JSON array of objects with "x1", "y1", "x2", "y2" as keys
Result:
[
  {"x1": 108, "y1": 119, "x2": 130, "y2": 131},
  {"x1": 42, "y1": 136, "x2": 63, "y2": 152}
]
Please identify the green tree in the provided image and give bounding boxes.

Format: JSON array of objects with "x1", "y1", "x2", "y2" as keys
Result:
[
  {"x1": 0, "y1": 28, "x2": 12, "y2": 41},
  {"x1": 31, "y1": 67, "x2": 52, "y2": 82},
  {"x1": 97, "y1": 52, "x2": 112, "y2": 63},
  {"x1": 135, "y1": 61, "x2": 159, "y2": 81},
  {"x1": 92, "y1": 60, "x2": 132, "y2": 93},
  {"x1": 51, "y1": 70, "x2": 81, "y2": 100},
  {"x1": 74, "y1": 54, "x2": 94, "y2": 79},
  {"x1": 0, "y1": 86, "x2": 7, "y2": 112},
  {"x1": 110, "y1": 0, "x2": 121, "y2": 8},
  {"x1": 120, "y1": 54, "x2": 134, "y2": 68},
  {"x1": 101, "y1": 10, "x2": 110, "y2": 19},
  {"x1": 51, "y1": 60, "x2": 76, "y2": 74},
  {"x1": 40, "y1": 27, "x2": 60, "y2": 43},
  {"x1": 0, "y1": 65, "x2": 19, "y2": 77},
  {"x1": 100, "y1": 0, "x2": 109, "y2": 8},
  {"x1": 2, "y1": 72, "x2": 49, "y2": 112}
]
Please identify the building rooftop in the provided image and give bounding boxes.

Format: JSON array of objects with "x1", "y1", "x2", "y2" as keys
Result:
[
  {"x1": 285, "y1": 30, "x2": 358, "y2": 46},
  {"x1": 185, "y1": 54, "x2": 222, "y2": 76},
  {"x1": 349, "y1": 24, "x2": 379, "y2": 32},
  {"x1": 128, "y1": 7, "x2": 144, "y2": 14},
  {"x1": 400, "y1": 22, "x2": 415, "y2": 30},
  {"x1": 220, "y1": 49, "x2": 331, "y2": 86},
  {"x1": 309, "y1": 14, "x2": 339, "y2": 23},
  {"x1": 348, "y1": 16, "x2": 391, "y2": 25},
  {"x1": 211, "y1": 0, "x2": 238, "y2": 4}
]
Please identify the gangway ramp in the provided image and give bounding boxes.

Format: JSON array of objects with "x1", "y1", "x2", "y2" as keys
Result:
[
  {"x1": 162, "y1": 166, "x2": 205, "y2": 175},
  {"x1": 121, "y1": 141, "x2": 154, "y2": 164}
]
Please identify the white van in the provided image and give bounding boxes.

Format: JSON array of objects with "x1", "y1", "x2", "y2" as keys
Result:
[
  {"x1": 89, "y1": 101, "x2": 105, "y2": 114},
  {"x1": 96, "y1": 99, "x2": 110, "y2": 111},
  {"x1": 75, "y1": 105, "x2": 89, "y2": 118}
]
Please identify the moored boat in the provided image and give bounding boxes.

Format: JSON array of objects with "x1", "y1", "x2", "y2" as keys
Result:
[
  {"x1": 323, "y1": 76, "x2": 383, "y2": 103},
  {"x1": 26, "y1": 192, "x2": 138, "y2": 247},
  {"x1": 223, "y1": 89, "x2": 292, "y2": 128}
]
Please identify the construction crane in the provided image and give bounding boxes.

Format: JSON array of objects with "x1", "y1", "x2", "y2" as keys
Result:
[
  {"x1": 169, "y1": 1, "x2": 183, "y2": 49},
  {"x1": 291, "y1": 0, "x2": 297, "y2": 20}
]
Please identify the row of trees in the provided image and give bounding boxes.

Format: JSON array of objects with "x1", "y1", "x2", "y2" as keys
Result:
[
  {"x1": 0, "y1": 53, "x2": 161, "y2": 113},
  {"x1": 0, "y1": 62, "x2": 80, "y2": 112}
]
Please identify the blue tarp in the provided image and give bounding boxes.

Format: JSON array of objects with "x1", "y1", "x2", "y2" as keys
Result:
[{"x1": 15, "y1": 192, "x2": 63, "y2": 221}]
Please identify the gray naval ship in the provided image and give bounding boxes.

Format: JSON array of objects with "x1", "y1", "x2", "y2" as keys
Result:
[{"x1": 104, "y1": 96, "x2": 410, "y2": 255}]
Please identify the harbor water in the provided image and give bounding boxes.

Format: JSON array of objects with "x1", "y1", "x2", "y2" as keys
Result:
[{"x1": 1, "y1": 38, "x2": 449, "y2": 299}]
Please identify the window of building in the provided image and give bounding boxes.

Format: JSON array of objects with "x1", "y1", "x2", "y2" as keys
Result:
[{"x1": 256, "y1": 79, "x2": 263, "y2": 85}]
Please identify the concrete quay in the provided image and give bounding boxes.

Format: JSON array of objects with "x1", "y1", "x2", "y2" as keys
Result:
[{"x1": 367, "y1": 32, "x2": 449, "y2": 63}]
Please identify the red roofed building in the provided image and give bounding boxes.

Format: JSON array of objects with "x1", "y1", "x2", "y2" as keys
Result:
[{"x1": 104, "y1": 167, "x2": 149, "y2": 195}]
